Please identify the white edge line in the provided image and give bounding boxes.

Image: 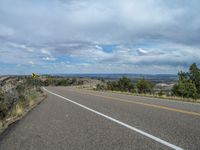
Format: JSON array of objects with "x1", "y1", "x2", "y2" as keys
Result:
[{"x1": 43, "y1": 87, "x2": 183, "y2": 150}]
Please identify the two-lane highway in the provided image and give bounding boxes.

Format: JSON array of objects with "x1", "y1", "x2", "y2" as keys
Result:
[{"x1": 0, "y1": 86, "x2": 200, "y2": 150}]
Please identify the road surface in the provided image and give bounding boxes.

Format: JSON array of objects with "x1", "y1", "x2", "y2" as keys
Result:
[{"x1": 0, "y1": 86, "x2": 200, "y2": 150}]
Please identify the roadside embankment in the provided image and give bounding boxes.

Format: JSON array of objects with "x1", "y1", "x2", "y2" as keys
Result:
[{"x1": 0, "y1": 77, "x2": 46, "y2": 134}]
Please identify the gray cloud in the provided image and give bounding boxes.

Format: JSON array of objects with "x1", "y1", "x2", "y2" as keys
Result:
[
  {"x1": 0, "y1": 0, "x2": 200, "y2": 74},
  {"x1": 0, "y1": 0, "x2": 200, "y2": 44}
]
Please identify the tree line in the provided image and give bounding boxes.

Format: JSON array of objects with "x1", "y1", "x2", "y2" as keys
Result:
[
  {"x1": 26, "y1": 76, "x2": 83, "y2": 86},
  {"x1": 97, "y1": 63, "x2": 200, "y2": 100},
  {"x1": 96, "y1": 76, "x2": 154, "y2": 94}
]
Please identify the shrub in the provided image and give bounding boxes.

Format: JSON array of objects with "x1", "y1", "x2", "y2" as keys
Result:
[
  {"x1": 136, "y1": 78, "x2": 153, "y2": 94},
  {"x1": 0, "y1": 95, "x2": 9, "y2": 119},
  {"x1": 158, "y1": 90, "x2": 164, "y2": 96},
  {"x1": 118, "y1": 76, "x2": 135, "y2": 92},
  {"x1": 96, "y1": 84, "x2": 106, "y2": 91},
  {"x1": 105, "y1": 77, "x2": 135, "y2": 92},
  {"x1": 172, "y1": 80, "x2": 198, "y2": 99},
  {"x1": 172, "y1": 63, "x2": 200, "y2": 99}
]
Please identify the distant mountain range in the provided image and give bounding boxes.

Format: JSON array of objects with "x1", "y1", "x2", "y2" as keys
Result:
[{"x1": 54, "y1": 73, "x2": 178, "y2": 84}]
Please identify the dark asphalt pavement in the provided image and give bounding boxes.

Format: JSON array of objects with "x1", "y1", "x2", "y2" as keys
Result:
[{"x1": 0, "y1": 86, "x2": 200, "y2": 150}]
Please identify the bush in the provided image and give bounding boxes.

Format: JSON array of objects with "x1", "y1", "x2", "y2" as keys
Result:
[
  {"x1": 136, "y1": 78, "x2": 153, "y2": 94},
  {"x1": 105, "y1": 76, "x2": 135, "y2": 92},
  {"x1": 172, "y1": 63, "x2": 200, "y2": 99},
  {"x1": 172, "y1": 80, "x2": 198, "y2": 99},
  {"x1": 0, "y1": 77, "x2": 43, "y2": 121},
  {"x1": 96, "y1": 84, "x2": 106, "y2": 91},
  {"x1": 118, "y1": 76, "x2": 135, "y2": 92},
  {"x1": 158, "y1": 90, "x2": 164, "y2": 96},
  {"x1": 107, "y1": 81, "x2": 118, "y2": 91},
  {"x1": 0, "y1": 94, "x2": 9, "y2": 119}
]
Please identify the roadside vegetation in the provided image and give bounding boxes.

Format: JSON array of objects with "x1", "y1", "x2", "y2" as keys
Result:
[
  {"x1": 0, "y1": 75, "x2": 84, "y2": 132},
  {"x1": 1, "y1": 63, "x2": 199, "y2": 132},
  {"x1": 96, "y1": 76, "x2": 154, "y2": 95},
  {"x1": 27, "y1": 76, "x2": 84, "y2": 87},
  {"x1": 42, "y1": 76, "x2": 84, "y2": 86},
  {"x1": 0, "y1": 77, "x2": 45, "y2": 132},
  {"x1": 95, "y1": 63, "x2": 200, "y2": 102},
  {"x1": 172, "y1": 63, "x2": 200, "y2": 99}
]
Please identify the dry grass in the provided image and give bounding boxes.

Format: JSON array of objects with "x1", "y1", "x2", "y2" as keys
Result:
[
  {"x1": 82, "y1": 87, "x2": 200, "y2": 104},
  {"x1": 14, "y1": 104, "x2": 24, "y2": 117},
  {"x1": 112, "y1": 90, "x2": 200, "y2": 103},
  {"x1": 0, "y1": 86, "x2": 46, "y2": 134}
]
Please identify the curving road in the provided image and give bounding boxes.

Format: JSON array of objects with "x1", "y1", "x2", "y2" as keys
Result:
[{"x1": 0, "y1": 86, "x2": 200, "y2": 150}]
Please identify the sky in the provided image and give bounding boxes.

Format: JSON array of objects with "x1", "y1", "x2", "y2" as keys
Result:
[{"x1": 0, "y1": 0, "x2": 200, "y2": 75}]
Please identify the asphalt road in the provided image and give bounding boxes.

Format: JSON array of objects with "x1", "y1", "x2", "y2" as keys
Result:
[{"x1": 0, "y1": 87, "x2": 200, "y2": 150}]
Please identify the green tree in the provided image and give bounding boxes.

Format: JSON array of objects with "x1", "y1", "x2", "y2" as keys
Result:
[
  {"x1": 117, "y1": 76, "x2": 134, "y2": 92},
  {"x1": 96, "y1": 84, "x2": 106, "y2": 90},
  {"x1": 107, "y1": 81, "x2": 118, "y2": 91},
  {"x1": 106, "y1": 77, "x2": 134, "y2": 92},
  {"x1": 172, "y1": 80, "x2": 197, "y2": 99},
  {"x1": 136, "y1": 78, "x2": 153, "y2": 94},
  {"x1": 189, "y1": 63, "x2": 200, "y2": 94},
  {"x1": 107, "y1": 81, "x2": 113, "y2": 90},
  {"x1": 172, "y1": 63, "x2": 200, "y2": 99}
]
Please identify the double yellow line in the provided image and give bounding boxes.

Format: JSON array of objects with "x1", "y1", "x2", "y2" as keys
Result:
[{"x1": 70, "y1": 89, "x2": 200, "y2": 117}]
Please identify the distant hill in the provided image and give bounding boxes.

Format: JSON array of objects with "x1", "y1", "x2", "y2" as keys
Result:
[{"x1": 53, "y1": 74, "x2": 178, "y2": 84}]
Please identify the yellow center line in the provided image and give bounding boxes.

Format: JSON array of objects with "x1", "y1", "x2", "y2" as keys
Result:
[{"x1": 69, "y1": 88, "x2": 200, "y2": 117}]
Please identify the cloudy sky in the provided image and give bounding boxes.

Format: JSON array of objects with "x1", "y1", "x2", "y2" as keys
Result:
[{"x1": 0, "y1": 0, "x2": 200, "y2": 75}]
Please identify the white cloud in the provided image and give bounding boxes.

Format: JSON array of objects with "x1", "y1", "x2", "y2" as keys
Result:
[
  {"x1": 28, "y1": 61, "x2": 34, "y2": 65},
  {"x1": 0, "y1": 0, "x2": 200, "y2": 74},
  {"x1": 0, "y1": 0, "x2": 199, "y2": 44},
  {"x1": 42, "y1": 57, "x2": 56, "y2": 61},
  {"x1": 41, "y1": 49, "x2": 51, "y2": 55}
]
